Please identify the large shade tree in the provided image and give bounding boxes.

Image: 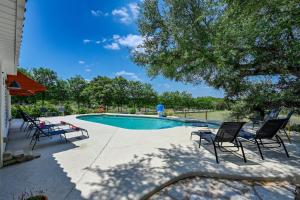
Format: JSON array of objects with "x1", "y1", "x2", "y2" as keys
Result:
[
  {"x1": 68, "y1": 75, "x2": 87, "y2": 110},
  {"x1": 112, "y1": 76, "x2": 129, "y2": 111},
  {"x1": 133, "y1": 0, "x2": 300, "y2": 114},
  {"x1": 31, "y1": 67, "x2": 59, "y2": 101},
  {"x1": 83, "y1": 76, "x2": 115, "y2": 108}
]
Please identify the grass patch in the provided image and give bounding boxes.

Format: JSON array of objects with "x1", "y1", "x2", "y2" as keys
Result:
[
  {"x1": 174, "y1": 110, "x2": 232, "y2": 121},
  {"x1": 175, "y1": 110, "x2": 300, "y2": 125}
]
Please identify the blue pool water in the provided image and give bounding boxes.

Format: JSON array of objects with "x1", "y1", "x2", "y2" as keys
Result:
[{"x1": 77, "y1": 115, "x2": 219, "y2": 130}]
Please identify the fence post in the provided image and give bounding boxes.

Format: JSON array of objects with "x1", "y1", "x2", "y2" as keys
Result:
[
  {"x1": 184, "y1": 109, "x2": 186, "y2": 118},
  {"x1": 205, "y1": 111, "x2": 208, "y2": 121}
]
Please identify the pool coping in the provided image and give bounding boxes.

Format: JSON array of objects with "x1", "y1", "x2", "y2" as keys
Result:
[
  {"x1": 76, "y1": 113, "x2": 221, "y2": 126},
  {"x1": 76, "y1": 113, "x2": 221, "y2": 131}
]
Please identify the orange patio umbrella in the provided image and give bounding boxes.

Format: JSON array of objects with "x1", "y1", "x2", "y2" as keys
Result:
[{"x1": 6, "y1": 72, "x2": 46, "y2": 96}]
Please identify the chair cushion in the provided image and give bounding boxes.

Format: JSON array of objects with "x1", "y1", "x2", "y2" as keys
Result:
[
  {"x1": 199, "y1": 131, "x2": 216, "y2": 142},
  {"x1": 46, "y1": 129, "x2": 66, "y2": 136},
  {"x1": 70, "y1": 125, "x2": 80, "y2": 131},
  {"x1": 39, "y1": 121, "x2": 46, "y2": 129},
  {"x1": 239, "y1": 130, "x2": 255, "y2": 140}
]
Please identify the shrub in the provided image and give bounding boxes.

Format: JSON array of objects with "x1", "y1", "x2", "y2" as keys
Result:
[
  {"x1": 164, "y1": 109, "x2": 174, "y2": 116},
  {"x1": 78, "y1": 108, "x2": 88, "y2": 114},
  {"x1": 290, "y1": 124, "x2": 300, "y2": 132},
  {"x1": 11, "y1": 101, "x2": 59, "y2": 117},
  {"x1": 87, "y1": 108, "x2": 100, "y2": 113},
  {"x1": 229, "y1": 101, "x2": 250, "y2": 121},
  {"x1": 11, "y1": 105, "x2": 20, "y2": 118},
  {"x1": 129, "y1": 108, "x2": 136, "y2": 114},
  {"x1": 63, "y1": 103, "x2": 73, "y2": 115}
]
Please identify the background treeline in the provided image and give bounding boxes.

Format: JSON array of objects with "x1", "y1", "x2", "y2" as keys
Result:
[{"x1": 12, "y1": 67, "x2": 227, "y2": 117}]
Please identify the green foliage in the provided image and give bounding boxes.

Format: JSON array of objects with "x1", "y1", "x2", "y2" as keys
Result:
[
  {"x1": 290, "y1": 124, "x2": 300, "y2": 132},
  {"x1": 159, "y1": 92, "x2": 225, "y2": 110},
  {"x1": 134, "y1": 0, "x2": 300, "y2": 116},
  {"x1": 164, "y1": 109, "x2": 174, "y2": 116},
  {"x1": 129, "y1": 108, "x2": 136, "y2": 114},
  {"x1": 68, "y1": 75, "x2": 88, "y2": 110},
  {"x1": 11, "y1": 105, "x2": 20, "y2": 118},
  {"x1": 159, "y1": 91, "x2": 189, "y2": 109},
  {"x1": 31, "y1": 67, "x2": 59, "y2": 101},
  {"x1": 113, "y1": 76, "x2": 129, "y2": 107},
  {"x1": 78, "y1": 108, "x2": 88, "y2": 114},
  {"x1": 11, "y1": 101, "x2": 58, "y2": 118},
  {"x1": 83, "y1": 76, "x2": 115, "y2": 107},
  {"x1": 52, "y1": 79, "x2": 70, "y2": 103},
  {"x1": 82, "y1": 76, "x2": 158, "y2": 109},
  {"x1": 13, "y1": 67, "x2": 227, "y2": 116},
  {"x1": 229, "y1": 101, "x2": 250, "y2": 121},
  {"x1": 194, "y1": 97, "x2": 227, "y2": 110},
  {"x1": 63, "y1": 103, "x2": 73, "y2": 115}
]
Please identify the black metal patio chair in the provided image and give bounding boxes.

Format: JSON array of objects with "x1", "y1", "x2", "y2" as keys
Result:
[
  {"x1": 250, "y1": 108, "x2": 280, "y2": 129},
  {"x1": 250, "y1": 118, "x2": 290, "y2": 160},
  {"x1": 28, "y1": 118, "x2": 68, "y2": 150},
  {"x1": 18, "y1": 109, "x2": 30, "y2": 131},
  {"x1": 18, "y1": 109, "x2": 39, "y2": 131},
  {"x1": 279, "y1": 110, "x2": 295, "y2": 143},
  {"x1": 24, "y1": 114, "x2": 59, "y2": 138},
  {"x1": 191, "y1": 122, "x2": 246, "y2": 163}
]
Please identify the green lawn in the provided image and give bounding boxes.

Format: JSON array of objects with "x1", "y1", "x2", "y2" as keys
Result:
[
  {"x1": 174, "y1": 110, "x2": 300, "y2": 125},
  {"x1": 174, "y1": 110, "x2": 232, "y2": 122}
]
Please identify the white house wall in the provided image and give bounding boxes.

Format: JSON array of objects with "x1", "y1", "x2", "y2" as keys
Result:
[
  {"x1": 0, "y1": 0, "x2": 26, "y2": 167},
  {"x1": 0, "y1": 65, "x2": 10, "y2": 167}
]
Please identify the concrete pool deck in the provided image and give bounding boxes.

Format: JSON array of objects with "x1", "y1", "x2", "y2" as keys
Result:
[{"x1": 0, "y1": 114, "x2": 300, "y2": 199}]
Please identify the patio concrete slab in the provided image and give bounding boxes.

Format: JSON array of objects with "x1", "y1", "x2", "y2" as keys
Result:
[
  {"x1": 151, "y1": 177, "x2": 296, "y2": 199},
  {"x1": 0, "y1": 114, "x2": 299, "y2": 200}
]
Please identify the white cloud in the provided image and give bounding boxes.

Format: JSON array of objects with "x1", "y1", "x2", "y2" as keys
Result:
[
  {"x1": 112, "y1": 7, "x2": 131, "y2": 24},
  {"x1": 83, "y1": 39, "x2": 92, "y2": 44},
  {"x1": 113, "y1": 34, "x2": 120, "y2": 40},
  {"x1": 128, "y1": 3, "x2": 139, "y2": 19},
  {"x1": 84, "y1": 38, "x2": 108, "y2": 45},
  {"x1": 117, "y1": 34, "x2": 144, "y2": 49},
  {"x1": 115, "y1": 70, "x2": 140, "y2": 80},
  {"x1": 112, "y1": 3, "x2": 140, "y2": 25},
  {"x1": 78, "y1": 60, "x2": 85, "y2": 64},
  {"x1": 95, "y1": 38, "x2": 107, "y2": 44},
  {"x1": 91, "y1": 10, "x2": 109, "y2": 17},
  {"x1": 103, "y1": 34, "x2": 145, "y2": 52},
  {"x1": 104, "y1": 42, "x2": 120, "y2": 50},
  {"x1": 85, "y1": 68, "x2": 91, "y2": 72}
]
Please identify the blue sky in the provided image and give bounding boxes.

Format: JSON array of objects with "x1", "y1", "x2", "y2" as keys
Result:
[{"x1": 19, "y1": 0, "x2": 223, "y2": 97}]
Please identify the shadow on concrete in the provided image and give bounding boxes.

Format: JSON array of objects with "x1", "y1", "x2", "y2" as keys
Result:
[
  {"x1": 0, "y1": 119, "x2": 84, "y2": 199},
  {"x1": 81, "y1": 128, "x2": 300, "y2": 200},
  {"x1": 82, "y1": 140, "x2": 299, "y2": 200},
  {"x1": 2, "y1": 119, "x2": 299, "y2": 200}
]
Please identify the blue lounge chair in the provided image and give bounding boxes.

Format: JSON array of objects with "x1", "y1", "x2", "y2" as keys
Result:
[{"x1": 29, "y1": 118, "x2": 88, "y2": 150}]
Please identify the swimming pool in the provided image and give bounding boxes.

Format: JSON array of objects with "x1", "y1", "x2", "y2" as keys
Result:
[{"x1": 77, "y1": 115, "x2": 219, "y2": 130}]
